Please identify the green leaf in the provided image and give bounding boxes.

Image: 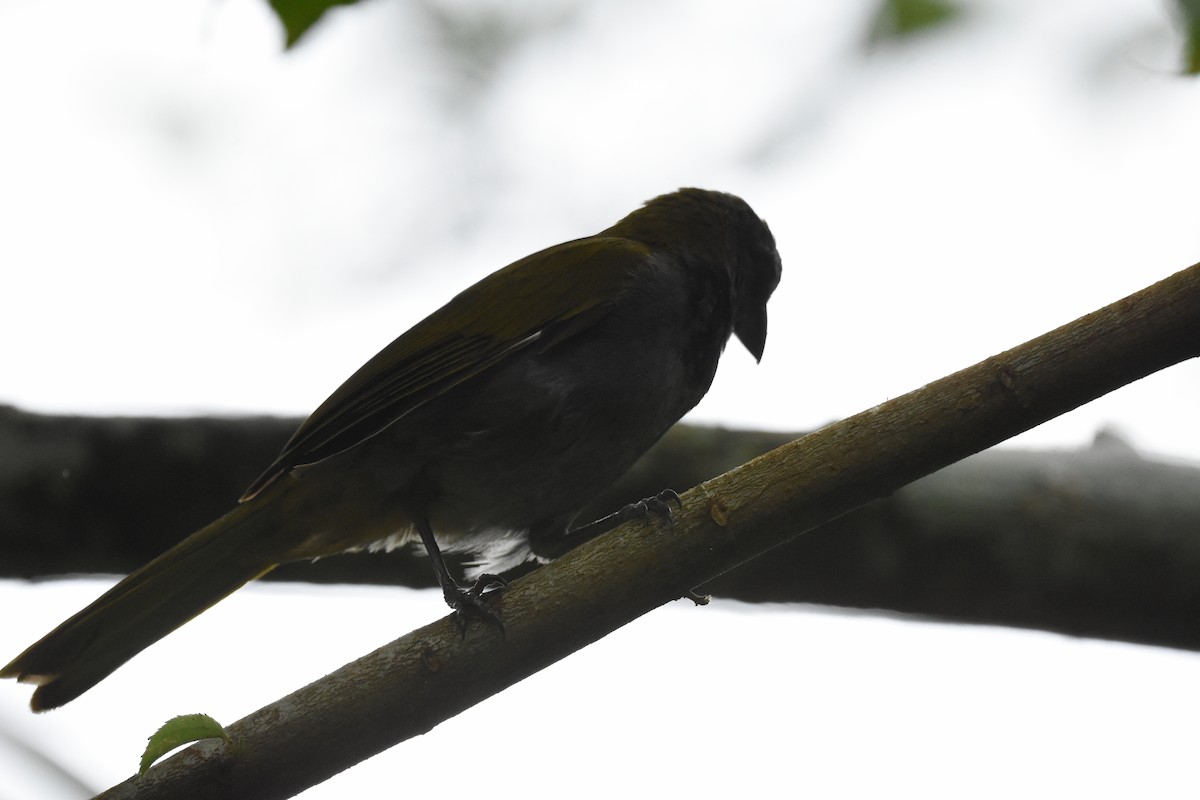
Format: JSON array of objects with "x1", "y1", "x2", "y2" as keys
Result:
[
  {"x1": 139, "y1": 714, "x2": 229, "y2": 776},
  {"x1": 268, "y1": 0, "x2": 361, "y2": 48},
  {"x1": 868, "y1": 0, "x2": 962, "y2": 44},
  {"x1": 1176, "y1": 0, "x2": 1200, "y2": 74}
]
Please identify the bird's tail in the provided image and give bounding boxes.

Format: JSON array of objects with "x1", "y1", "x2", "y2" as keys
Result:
[{"x1": 2, "y1": 501, "x2": 279, "y2": 711}]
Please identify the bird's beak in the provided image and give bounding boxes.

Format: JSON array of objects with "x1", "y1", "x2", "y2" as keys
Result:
[{"x1": 735, "y1": 307, "x2": 768, "y2": 362}]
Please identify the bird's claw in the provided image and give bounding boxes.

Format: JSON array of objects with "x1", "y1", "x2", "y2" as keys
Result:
[
  {"x1": 625, "y1": 489, "x2": 683, "y2": 527},
  {"x1": 542, "y1": 489, "x2": 686, "y2": 561},
  {"x1": 445, "y1": 574, "x2": 508, "y2": 636}
]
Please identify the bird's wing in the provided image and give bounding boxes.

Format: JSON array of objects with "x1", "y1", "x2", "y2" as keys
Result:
[{"x1": 240, "y1": 236, "x2": 650, "y2": 500}]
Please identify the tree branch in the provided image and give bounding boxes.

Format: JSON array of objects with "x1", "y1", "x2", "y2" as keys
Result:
[{"x1": 97, "y1": 262, "x2": 1200, "y2": 799}]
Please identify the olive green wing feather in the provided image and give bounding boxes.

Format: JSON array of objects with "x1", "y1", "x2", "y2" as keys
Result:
[{"x1": 240, "y1": 236, "x2": 650, "y2": 500}]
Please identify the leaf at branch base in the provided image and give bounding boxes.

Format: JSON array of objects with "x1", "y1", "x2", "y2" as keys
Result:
[{"x1": 139, "y1": 714, "x2": 229, "y2": 776}]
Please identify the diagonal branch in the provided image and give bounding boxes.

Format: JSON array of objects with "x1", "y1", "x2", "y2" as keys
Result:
[{"x1": 100, "y1": 260, "x2": 1200, "y2": 799}]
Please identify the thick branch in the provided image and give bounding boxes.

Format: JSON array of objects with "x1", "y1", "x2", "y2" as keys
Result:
[{"x1": 98, "y1": 262, "x2": 1200, "y2": 799}]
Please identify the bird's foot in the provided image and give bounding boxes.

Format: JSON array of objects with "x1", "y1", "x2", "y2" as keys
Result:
[
  {"x1": 444, "y1": 574, "x2": 508, "y2": 635},
  {"x1": 615, "y1": 489, "x2": 683, "y2": 528},
  {"x1": 533, "y1": 489, "x2": 685, "y2": 561}
]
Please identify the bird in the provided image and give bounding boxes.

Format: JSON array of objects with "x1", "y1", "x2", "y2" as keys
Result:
[{"x1": 2, "y1": 187, "x2": 782, "y2": 711}]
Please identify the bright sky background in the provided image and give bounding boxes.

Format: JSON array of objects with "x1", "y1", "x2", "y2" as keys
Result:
[{"x1": 1, "y1": 0, "x2": 1199, "y2": 797}]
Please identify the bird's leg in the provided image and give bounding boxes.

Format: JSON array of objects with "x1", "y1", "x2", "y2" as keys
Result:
[
  {"x1": 414, "y1": 516, "x2": 506, "y2": 633},
  {"x1": 535, "y1": 489, "x2": 683, "y2": 561}
]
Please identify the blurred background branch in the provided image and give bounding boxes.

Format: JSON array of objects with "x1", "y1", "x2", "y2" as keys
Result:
[{"x1": 4, "y1": 405, "x2": 1199, "y2": 652}]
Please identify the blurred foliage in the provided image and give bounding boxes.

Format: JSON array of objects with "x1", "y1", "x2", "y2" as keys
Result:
[
  {"x1": 269, "y1": 0, "x2": 362, "y2": 47},
  {"x1": 1177, "y1": 0, "x2": 1200, "y2": 74},
  {"x1": 262, "y1": 0, "x2": 1200, "y2": 80},
  {"x1": 866, "y1": 0, "x2": 962, "y2": 45},
  {"x1": 414, "y1": 0, "x2": 583, "y2": 113}
]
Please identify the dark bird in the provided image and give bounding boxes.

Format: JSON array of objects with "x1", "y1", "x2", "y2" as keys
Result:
[{"x1": 2, "y1": 188, "x2": 781, "y2": 711}]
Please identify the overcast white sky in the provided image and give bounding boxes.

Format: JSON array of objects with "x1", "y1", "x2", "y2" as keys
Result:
[{"x1": 1, "y1": 0, "x2": 1199, "y2": 797}]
